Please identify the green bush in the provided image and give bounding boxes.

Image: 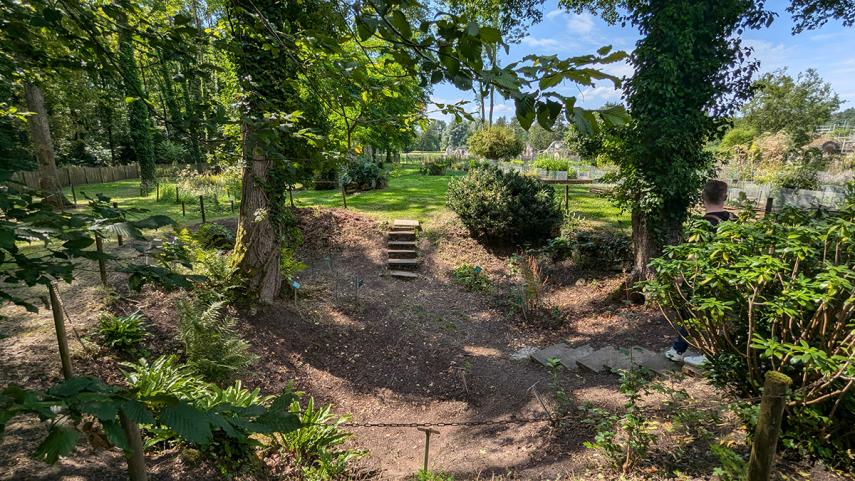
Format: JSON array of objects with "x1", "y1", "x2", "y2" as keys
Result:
[
  {"x1": 343, "y1": 158, "x2": 387, "y2": 190},
  {"x1": 533, "y1": 157, "x2": 569, "y2": 171},
  {"x1": 193, "y1": 223, "x2": 235, "y2": 250},
  {"x1": 97, "y1": 311, "x2": 148, "y2": 351},
  {"x1": 446, "y1": 165, "x2": 562, "y2": 245},
  {"x1": 420, "y1": 157, "x2": 451, "y2": 175},
  {"x1": 178, "y1": 299, "x2": 256, "y2": 384},
  {"x1": 643, "y1": 189, "x2": 855, "y2": 466},
  {"x1": 451, "y1": 264, "x2": 490, "y2": 292},
  {"x1": 467, "y1": 125, "x2": 523, "y2": 160},
  {"x1": 571, "y1": 229, "x2": 632, "y2": 269}
]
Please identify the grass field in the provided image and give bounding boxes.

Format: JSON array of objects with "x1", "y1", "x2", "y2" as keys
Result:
[{"x1": 58, "y1": 163, "x2": 629, "y2": 230}]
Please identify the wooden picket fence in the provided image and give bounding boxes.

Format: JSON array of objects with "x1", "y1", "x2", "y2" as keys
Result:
[{"x1": 10, "y1": 164, "x2": 140, "y2": 190}]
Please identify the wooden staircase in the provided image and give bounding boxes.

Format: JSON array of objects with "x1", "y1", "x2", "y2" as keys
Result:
[{"x1": 387, "y1": 219, "x2": 420, "y2": 279}]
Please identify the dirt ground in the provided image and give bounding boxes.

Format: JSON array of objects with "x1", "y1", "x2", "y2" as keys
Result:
[{"x1": 0, "y1": 209, "x2": 848, "y2": 480}]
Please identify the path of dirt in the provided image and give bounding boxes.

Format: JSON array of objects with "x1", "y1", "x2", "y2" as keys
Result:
[{"x1": 1, "y1": 208, "x2": 845, "y2": 480}]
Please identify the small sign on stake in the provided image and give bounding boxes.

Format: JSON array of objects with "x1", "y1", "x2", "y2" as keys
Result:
[
  {"x1": 291, "y1": 279, "x2": 301, "y2": 304},
  {"x1": 354, "y1": 275, "x2": 364, "y2": 305}
]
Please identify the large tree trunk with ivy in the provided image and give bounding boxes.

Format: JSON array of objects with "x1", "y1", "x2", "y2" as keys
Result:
[
  {"x1": 117, "y1": 11, "x2": 157, "y2": 189},
  {"x1": 232, "y1": 124, "x2": 282, "y2": 303},
  {"x1": 23, "y1": 83, "x2": 68, "y2": 208},
  {"x1": 616, "y1": 0, "x2": 765, "y2": 292}
]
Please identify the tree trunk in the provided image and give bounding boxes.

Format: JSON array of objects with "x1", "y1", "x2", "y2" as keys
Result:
[
  {"x1": 629, "y1": 205, "x2": 684, "y2": 300},
  {"x1": 117, "y1": 10, "x2": 157, "y2": 189},
  {"x1": 232, "y1": 123, "x2": 282, "y2": 303},
  {"x1": 24, "y1": 83, "x2": 68, "y2": 208}
]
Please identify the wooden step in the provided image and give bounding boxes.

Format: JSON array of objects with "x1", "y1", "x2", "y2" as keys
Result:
[
  {"x1": 389, "y1": 230, "x2": 416, "y2": 241},
  {"x1": 387, "y1": 258, "x2": 419, "y2": 269},
  {"x1": 393, "y1": 219, "x2": 421, "y2": 230},
  {"x1": 388, "y1": 240, "x2": 417, "y2": 248},
  {"x1": 389, "y1": 270, "x2": 419, "y2": 280},
  {"x1": 387, "y1": 249, "x2": 418, "y2": 259}
]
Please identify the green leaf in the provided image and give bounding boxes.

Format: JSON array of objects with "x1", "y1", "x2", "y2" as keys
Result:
[
  {"x1": 539, "y1": 74, "x2": 563, "y2": 91},
  {"x1": 34, "y1": 425, "x2": 80, "y2": 464},
  {"x1": 479, "y1": 26, "x2": 501, "y2": 43},
  {"x1": 597, "y1": 45, "x2": 613, "y2": 56},
  {"x1": 120, "y1": 399, "x2": 156, "y2": 426},
  {"x1": 388, "y1": 10, "x2": 412, "y2": 39},
  {"x1": 536, "y1": 100, "x2": 563, "y2": 130},
  {"x1": 47, "y1": 377, "x2": 99, "y2": 397},
  {"x1": 132, "y1": 215, "x2": 174, "y2": 230},
  {"x1": 599, "y1": 104, "x2": 629, "y2": 127},
  {"x1": 160, "y1": 401, "x2": 212, "y2": 445},
  {"x1": 100, "y1": 419, "x2": 129, "y2": 451},
  {"x1": 62, "y1": 237, "x2": 94, "y2": 250},
  {"x1": 514, "y1": 95, "x2": 536, "y2": 130}
]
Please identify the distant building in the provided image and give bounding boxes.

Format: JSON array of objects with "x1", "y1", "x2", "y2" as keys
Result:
[
  {"x1": 444, "y1": 147, "x2": 469, "y2": 158},
  {"x1": 541, "y1": 140, "x2": 572, "y2": 159}
]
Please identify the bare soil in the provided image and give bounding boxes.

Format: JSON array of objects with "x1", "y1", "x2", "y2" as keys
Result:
[{"x1": 0, "y1": 208, "x2": 848, "y2": 481}]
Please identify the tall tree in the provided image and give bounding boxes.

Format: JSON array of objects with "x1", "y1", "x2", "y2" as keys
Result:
[
  {"x1": 741, "y1": 68, "x2": 841, "y2": 145},
  {"x1": 23, "y1": 83, "x2": 68, "y2": 207},
  {"x1": 117, "y1": 11, "x2": 157, "y2": 189}
]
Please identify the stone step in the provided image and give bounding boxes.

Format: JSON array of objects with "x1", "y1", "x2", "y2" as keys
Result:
[
  {"x1": 387, "y1": 258, "x2": 419, "y2": 269},
  {"x1": 393, "y1": 219, "x2": 421, "y2": 230},
  {"x1": 531, "y1": 343, "x2": 595, "y2": 370},
  {"x1": 389, "y1": 269, "x2": 419, "y2": 280},
  {"x1": 575, "y1": 346, "x2": 679, "y2": 374},
  {"x1": 388, "y1": 240, "x2": 417, "y2": 248},
  {"x1": 387, "y1": 249, "x2": 418, "y2": 259},
  {"x1": 389, "y1": 230, "x2": 416, "y2": 241}
]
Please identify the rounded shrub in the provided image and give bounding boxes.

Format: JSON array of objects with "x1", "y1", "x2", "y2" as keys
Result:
[
  {"x1": 467, "y1": 125, "x2": 523, "y2": 160},
  {"x1": 343, "y1": 158, "x2": 387, "y2": 190},
  {"x1": 194, "y1": 223, "x2": 235, "y2": 250},
  {"x1": 446, "y1": 165, "x2": 562, "y2": 245}
]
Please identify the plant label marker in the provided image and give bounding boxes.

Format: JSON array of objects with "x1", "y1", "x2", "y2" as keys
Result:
[
  {"x1": 354, "y1": 275, "x2": 363, "y2": 305},
  {"x1": 417, "y1": 427, "x2": 440, "y2": 473},
  {"x1": 291, "y1": 279, "x2": 301, "y2": 304}
]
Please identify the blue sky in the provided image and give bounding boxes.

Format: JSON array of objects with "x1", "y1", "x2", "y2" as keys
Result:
[{"x1": 428, "y1": 0, "x2": 855, "y2": 121}]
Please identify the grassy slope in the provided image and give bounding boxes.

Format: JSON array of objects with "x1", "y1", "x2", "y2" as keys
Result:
[{"x1": 59, "y1": 163, "x2": 628, "y2": 230}]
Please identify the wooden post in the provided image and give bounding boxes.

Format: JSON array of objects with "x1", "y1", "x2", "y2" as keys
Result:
[
  {"x1": 199, "y1": 195, "x2": 206, "y2": 223},
  {"x1": 747, "y1": 371, "x2": 792, "y2": 481},
  {"x1": 112, "y1": 202, "x2": 123, "y2": 246},
  {"x1": 95, "y1": 235, "x2": 108, "y2": 287},
  {"x1": 119, "y1": 411, "x2": 148, "y2": 481},
  {"x1": 289, "y1": 185, "x2": 295, "y2": 208},
  {"x1": 175, "y1": 186, "x2": 179, "y2": 203},
  {"x1": 341, "y1": 185, "x2": 348, "y2": 209},
  {"x1": 155, "y1": 183, "x2": 159, "y2": 201},
  {"x1": 230, "y1": 199, "x2": 235, "y2": 213},
  {"x1": 564, "y1": 184, "x2": 569, "y2": 211},
  {"x1": 48, "y1": 282, "x2": 73, "y2": 379},
  {"x1": 764, "y1": 197, "x2": 774, "y2": 215},
  {"x1": 181, "y1": 201, "x2": 186, "y2": 217},
  {"x1": 67, "y1": 170, "x2": 77, "y2": 206}
]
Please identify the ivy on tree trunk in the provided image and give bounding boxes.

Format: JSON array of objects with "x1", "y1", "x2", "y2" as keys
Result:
[{"x1": 23, "y1": 83, "x2": 69, "y2": 208}]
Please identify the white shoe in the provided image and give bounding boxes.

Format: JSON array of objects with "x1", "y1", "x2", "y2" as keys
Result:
[
  {"x1": 664, "y1": 347, "x2": 684, "y2": 362},
  {"x1": 683, "y1": 355, "x2": 708, "y2": 367}
]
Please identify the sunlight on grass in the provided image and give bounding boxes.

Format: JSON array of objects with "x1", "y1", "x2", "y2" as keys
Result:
[{"x1": 56, "y1": 164, "x2": 628, "y2": 230}]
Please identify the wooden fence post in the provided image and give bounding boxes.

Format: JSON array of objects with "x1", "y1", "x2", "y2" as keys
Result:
[
  {"x1": 48, "y1": 282, "x2": 73, "y2": 379},
  {"x1": 564, "y1": 184, "x2": 569, "y2": 211},
  {"x1": 155, "y1": 183, "x2": 159, "y2": 201},
  {"x1": 119, "y1": 411, "x2": 148, "y2": 481},
  {"x1": 199, "y1": 195, "x2": 206, "y2": 223},
  {"x1": 747, "y1": 371, "x2": 792, "y2": 481},
  {"x1": 112, "y1": 202, "x2": 123, "y2": 246},
  {"x1": 181, "y1": 201, "x2": 186, "y2": 217},
  {"x1": 175, "y1": 186, "x2": 179, "y2": 203},
  {"x1": 764, "y1": 197, "x2": 774, "y2": 216},
  {"x1": 289, "y1": 186, "x2": 295, "y2": 208},
  {"x1": 95, "y1": 235, "x2": 108, "y2": 287},
  {"x1": 340, "y1": 185, "x2": 348, "y2": 209}
]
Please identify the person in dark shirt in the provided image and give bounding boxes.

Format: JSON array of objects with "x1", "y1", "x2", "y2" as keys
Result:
[{"x1": 664, "y1": 180, "x2": 734, "y2": 366}]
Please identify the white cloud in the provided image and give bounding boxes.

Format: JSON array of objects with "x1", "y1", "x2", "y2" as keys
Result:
[
  {"x1": 578, "y1": 86, "x2": 623, "y2": 106},
  {"x1": 545, "y1": 9, "x2": 564, "y2": 20},
  {"x1": 567, "y1": 13, "x2": 595, "y2": 35},
  {"x1": 743, "y1": 38, "x2": 789, "y2": 72},
  {"x1": 521, "y1": 36, "x2": 561, "y2": 48}
]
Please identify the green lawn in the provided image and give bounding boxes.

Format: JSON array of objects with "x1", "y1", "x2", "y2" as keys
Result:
[
  {"x1": 292, "y1": 164, "x2": 457, "y2": 221},
  {"x1": 62, "y1": 180, "x2": 237, "y2": 224},
  {"x1": 57, "y1": 163, "x2": 629, "y2": 230}
]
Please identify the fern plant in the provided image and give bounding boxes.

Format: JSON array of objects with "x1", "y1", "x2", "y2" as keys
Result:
[
  {"x1": 273, "y1": 396, "x2": 364, "y2": 479},
  {"x1": 178, "y1": 300, "x2": 256, "y2": 383}
]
